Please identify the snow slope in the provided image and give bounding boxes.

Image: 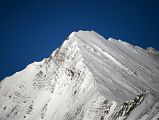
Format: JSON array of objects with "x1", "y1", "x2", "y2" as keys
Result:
[{"x1": 0, "y1": 30, "x2": 159, "y2": 120}]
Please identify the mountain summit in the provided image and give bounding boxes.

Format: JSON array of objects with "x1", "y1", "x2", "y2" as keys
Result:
[{"x1": 0, "y1": 30, "x2": 159, "y2": 120}]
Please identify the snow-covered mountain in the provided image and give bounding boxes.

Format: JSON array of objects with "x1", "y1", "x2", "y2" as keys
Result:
[{"x1": 0, "y1": 30, "x2": 159, "y2": 120}]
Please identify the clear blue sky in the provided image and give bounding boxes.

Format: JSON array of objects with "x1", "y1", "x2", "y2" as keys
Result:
[{"x1": 0, "y1": 0, "x2": 159, "y2": 80}]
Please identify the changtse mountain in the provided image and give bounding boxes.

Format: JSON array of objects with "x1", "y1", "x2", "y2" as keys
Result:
[{"x1": 0, "y1": 30, "x2": 159, "y2": 120}]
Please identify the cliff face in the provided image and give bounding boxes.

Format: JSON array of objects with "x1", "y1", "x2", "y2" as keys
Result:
[{"x1": 0, "y1": 30, "x2": 159, "y2": 120}]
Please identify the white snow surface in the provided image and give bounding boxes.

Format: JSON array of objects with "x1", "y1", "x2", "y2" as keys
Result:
[{"x1": 0, "y1": 30, "x2": 159, "y2": 120}]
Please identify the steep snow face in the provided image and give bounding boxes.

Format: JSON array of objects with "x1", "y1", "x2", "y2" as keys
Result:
[{"x1": 0, "y1": 30, "x2": 159, "y2": 120}]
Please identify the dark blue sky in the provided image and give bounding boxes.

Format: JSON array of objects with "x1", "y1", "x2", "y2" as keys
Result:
[{"x1": 0, "y1": 0, "x2": 159, "y2": 80}]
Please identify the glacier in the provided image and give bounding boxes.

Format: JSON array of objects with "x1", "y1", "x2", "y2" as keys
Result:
[{"x1": 0, "y1": 30, "x2": 159, "y2": 120}]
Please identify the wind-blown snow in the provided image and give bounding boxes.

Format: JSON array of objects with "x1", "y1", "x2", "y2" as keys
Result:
[{"x1": 0, "y1": 30, "x2": 159, "y2": 120}]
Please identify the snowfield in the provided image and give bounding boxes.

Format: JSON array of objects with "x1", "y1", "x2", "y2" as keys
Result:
[{"x1": 0, "y1": 30, "x2": 159, "y2": 120}]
